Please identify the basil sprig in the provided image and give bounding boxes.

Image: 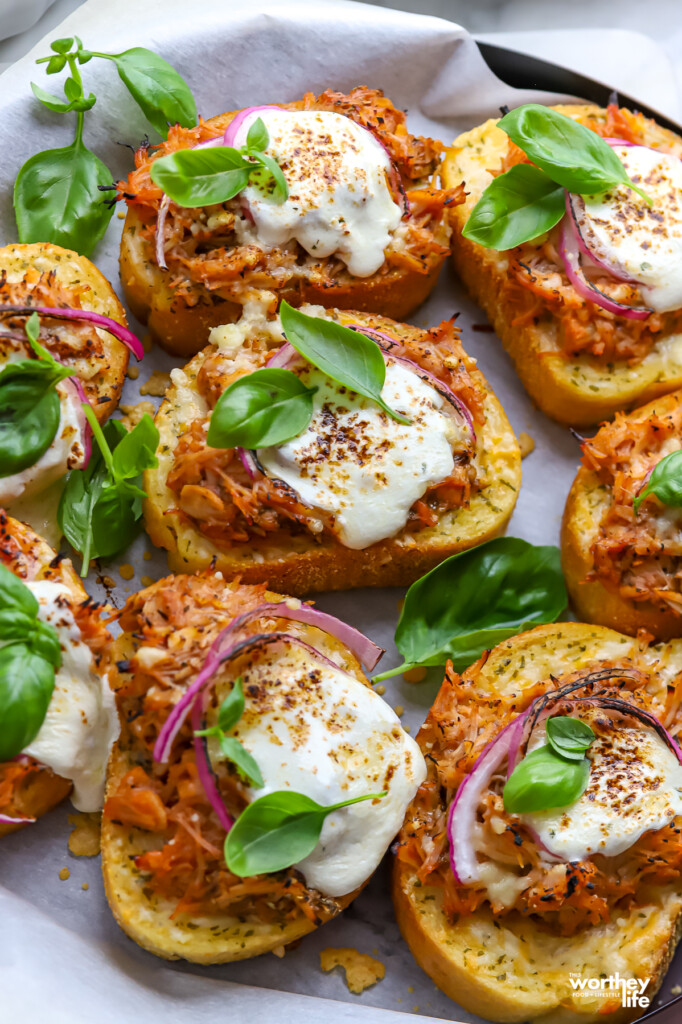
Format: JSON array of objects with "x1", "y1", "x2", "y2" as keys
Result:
[
  {"x1": 57, "y1": 408, "x2": 159, "y2": 575},
  {"x1": 463, "y1": 104, "x2": 651, "y2": 252},
  {"x1": 150, "y1": 118, "x2": 288, "y2": 207},
  {"x1": 207, "y1": 368, "x2": 317, "y2": 450},
  {"x1": 0, "y1": 563, "x2": 62, "y2": 761},
  {"x1": 194, "y1": 678, "x2": 264, "y2": 788},
  {"x1": 225, "y1": 789, "x2": 386, "y2": 877},
  {"x1": 633, "y1": 450, "x2": 682, "y2": 514},
  {"x1": 14, "y1": 36, "x2": 196, "y2": 255},
  {"x1": 373, "y1": 538, "x2": 567, "y2": 682},
  {"x1": 0, "y1": 313, "x2": 74, "y2": 478},
  {"x1": 280, "y1": 302, "x2": 410, "y2": 424},
  {"x1": 503, "y1": 716, "x2": 595, "y2": 814}
]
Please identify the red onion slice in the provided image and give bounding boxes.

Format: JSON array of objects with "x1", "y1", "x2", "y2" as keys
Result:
[
  {"x1": 0, "y1": 813, "x2": 36, "y2": 825},
  {"x1": 265, "y1": 341, "x2": 299, "y2": 370},
  {"x1": 0, "y1": 305, "x2": 145, "y2": 360},
  {"x1": 558, "y1": 220, "x2": 652, "y2": 320},
  {"x1": 235, "y1": 447, "x2": 259, "y2": 479},
  {"x1": 223, "y1": 106, "x2": 283, "y2": 148},
  {"x1": 62, "y1": 376, "x2": 92, "y2": 469},
  {"x1": 564, "y1": 191, "x2": 637, "y2": 283},
  {"x1": 191, "y1": 690, "x2": 234, "y2": 833}
]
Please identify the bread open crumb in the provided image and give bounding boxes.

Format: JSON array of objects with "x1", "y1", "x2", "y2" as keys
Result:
[
  {"x1": 58, "y1": 867, "x2": 70, "y2": 881},
  {"x1": 320, "y1": 947, "x2": 385, "y2": 994},
  {"x1": 518, "y1": 432, "x2": 535, "y2": 459},
  {"x1": 68, "y1": 813, "x2": 101, "y2": 857},
  {"x1": 119, "y1": 400, "x2": 156, "y2": 431},
  {"x1": 140, "y1": 370, "x2": 172, "y2": 397}
]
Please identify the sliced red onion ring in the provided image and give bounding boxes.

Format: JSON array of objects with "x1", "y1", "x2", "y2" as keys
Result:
[
  {"x1": 558, "y1": 220, "x2": 651, "y2": 320},
  {"x1": 0, "y1": 813, "x2": 36, "y2": 825},
  {"x1": 191, "y1": 690, "x2": 234, "y2": 833},
  {"x1": 62, "y1": 376, "x2": 93, "y2": 469},
  {"x1": 564, "y1": 192, "x2": 637, "y2": 283},
  {"x1": 365, "y1": 128, "x2": 409, "y2": 218},
  {"x1": 265, "y1": 341, "x2": 299, "y2": 369},
  {"x1": 235, "y1": 447, "x2": 259, "y2": 479},
  {"x1": 222, "y1": 106, "x2": 283, "y2": 148},
  {"x1": 0, "y1": 305, "x2": 145, "y2": 360}
]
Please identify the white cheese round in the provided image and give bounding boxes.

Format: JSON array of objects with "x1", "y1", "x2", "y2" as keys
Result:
[
  {"x1": 213, "y1": 643, "x2": 426, "y2": 897},
  {"x1": 232, "y1": 108, "x2": 402, "y2": 277},
  {"x1": 520, "y1": 712, "x2": 682, "y2": 860},
  {"x1": 20, "y1": 580, "x2": 119, "y2": 811},
  {"x1": 578, "y1": 145, "x2": 682, "y2": 312},
  {"x1": 257, "y1": 360, "x2": 462, "y2": 549}
]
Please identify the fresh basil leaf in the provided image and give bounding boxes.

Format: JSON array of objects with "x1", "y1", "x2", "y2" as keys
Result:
[
  {"x1": 29, "y1": 619, "x2": 62, "y2": 669},
  {"x1": 246, "y1": 117, "x2": 269, "y2": 153},
  {"x1": 107, "y1": 47, "x2": 197, "y2": 138},
  {"x1": 217, "y1": 677, "x2": 245, "y2": 733},
  {"x1": 110, "y1": 413, "x2": 159, "y2": 480},
  {"x1": 0, "y1": 563, "x2": 39, "y2": 617},
  {"x1": 225, "y1": 789, "x2": 385, "y2": 877},
  {"x1": 50, "y1": 37, "x2": 73, "y2": 54},
  {"x1": 633, "y1": 449, "x2": 682, "y2": 514},
  {"x1": 373, "y1": 538, "x2": 567, "y2": 682},
  {"x1": 499, "y1": 104, "x2": 650, "y2": 201},
  {"x1": 0, "y1": 610, "x2": 35, "y2": 641},
  {"x1": 14, "y1": 138, "x2": 114, "y2": 256},
  {"x1": 86, "y1": 482, "x2": 142, "y2": 560},
  {"x1": 30, "y1": 81, "x2": 78, "y2": 113},
  {"x1": 545, "y1": 716, "x2": 595, "y2": 762},
  {"x1": 249, "y1": 151, "x2": 289, "y2": 203},
  {"x1": 462, "y1": 164, "x2": 565, "y2": 250},
  {"x1": 207, "y1": 368, "x2": 317, "y2": 450},
  {"x1": 0, "y1": 643, "x2": 56, "y2": 761},
  {"x1": 218, "y1": 735, "x2": 264, "y2": 788},
  {"x1": 0, "y1": 362, "x2": 64, "y2": 477},
  {"x1": 150, "y1": 147, "x2": 252, "y2": 207},
  {"x1": 503, "y1": 745, "x2": 590, "y2": 814},
  {"x1": 279, "y1": 303, "x2": 410, "y2": 424},
  {"x1": 58, "y1": 423, "x2": 113, "y2": 573}
]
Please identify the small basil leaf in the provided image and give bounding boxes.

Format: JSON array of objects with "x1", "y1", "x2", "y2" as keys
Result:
[
  {"x1": 633, "y1": 450, "x2": 682, "y2": 514},
  {"x1": 462, "y1": 164, "x2": 565, "y2": 250},
  {"x1": 30, "y1": 82, "x2": 77, "y2": 113},
  {"x1": 246, "y1": 117, "x2": 269, "y2": 153},
  {"x1": 110, "y1": 47, "x2": 197, "y2": 138},
  {"x1": 218, "y1": 735, "x2": 264, "y2": 788},
  {"x1": 63, "y1": 77, "x2": 82, "y2": 102},
  {"x1": 217, "y1": 677, "x2": 245, "y2": 733},
  {"x1": 0, "y1": 364, "x2": 63, "y2": 477},
  {"x1": 499, "y1": 104, "x2": 649, "y2": 200},
  {"x1": 50, "y1": 37, "x2": 73, "y2": 54},
  {"x1": 14, "y1": 139, "x2": 114, "y2": 256},
  {"x1": 0, "y1": 610, "x2": 35, "y2": 641},
  {"x1": 0, "y1": 643, "x2": 56, "y2": 761},
  {"x1": 58, "y1": 428, "x2": 112, "y2": 574},
  {"x1": 279, "y1": 303, "x2": 410, "y2": 424},
  {"x1": 0, "y1": 563, "x2": 39, "y2": 617},
  {"x1": 225, "y1": 789, "x2": 385, "y2": 877},
  {"x1": 46, "y1": 55, "x2": 67, "y2": 75},
  {"x1": 110, "y1": 413, "x2": 159, "y2": 481},
  {"x1": 373, "y1": 538, "x2": 567, "y2": 682},
  {"x1": 248, "y1": 151, "x2": 289, "y2": 203},
  {"x1": 503, "y1": 745, "x2": 590, "y2": 814},
  {"x1": 29, "y1": 619, "x2": 63, "y2": 669},
  {"x1": 150, "y1": 147, "x2": 252, "y2": 207},
  {"x1": 545, "y1": 716, "x2": 595, "y2": 762},
  {"x1": 207, "y1": 368, "x2": 316, "y2": 450}
]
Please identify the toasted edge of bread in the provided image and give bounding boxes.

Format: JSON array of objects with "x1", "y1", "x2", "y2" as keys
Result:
[
  {"x1": 442, "y1": 104, "x2": 682, "y2": 427},
  {"x1": 562, "y1": 389, "x2": 682, "y2": 639},
  {"x1": 0, "y1": 242, "x2": 130, "y2": 423},
  {"x1": 0, "y1": 513, "x2": 93, "y2": 836},
  {"x1": 392, "y1": 621, "x2": 682, "y2": 1023},
  {"x1": 142, "y1": 309, "x2": 521, "y2": 595},
  {"x1": 119, "y1": 108, "x2": 448, "y2": 358}
]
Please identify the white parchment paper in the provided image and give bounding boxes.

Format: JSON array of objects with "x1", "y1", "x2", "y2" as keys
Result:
[{"x1": 0, "y1": 1, "x2": 680, "y2": 1021}]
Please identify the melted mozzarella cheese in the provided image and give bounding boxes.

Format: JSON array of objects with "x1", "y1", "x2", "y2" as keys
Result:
[
  {"x1": 212, "y1": 644, "x2": 426, "y2": 897},
  {"x1": 257, "y1": 360, "x2": 462, "y2": 549},
  {"x1": 0, "y1": 377, "x2": 86, "y2": 505},
  {"x1": 579, "y1": 145, "x2": 682, "y2": 312},
  {"x1": 521, "y1": 713, "x2": 682, "y2": 860},
  {"x1": 232, "y1": 109, "x2": 402, "y2": 277},
  {"x1": 21, "y1": 581, "x2": 119, "y2": 811}
]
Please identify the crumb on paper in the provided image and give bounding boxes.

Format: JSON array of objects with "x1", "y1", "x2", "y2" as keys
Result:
[
  {"x1": 404, "y1": 724, "x2": 411, "y2": 733},
  {"x1": 140, "y1": 370, "x2": 171, "y2": 396},
  {"x1": 403, "y1": 667, "x2": 426, "y2": 684},
  {"x1": 271, "y1": 944, "x2": 286, "y2": 959},
  {"x1": 408, "y1": 986, "x2": 414, "y2": 994},
  {"x1": 518, "y1": 432, "x2": 535, "y2": 459},
  {"x1": 127, "y1": 365, "x2": 139, "y2": 380},
  {"x1": 100, "y1": 575, "x2": 116, "y2": 590},
  {"x1": 58, "y1": 867, "x2": 70, "y2": 881},
  {"x1": 320, "y1": 948, "x2": 385, "y2": 994},
  {"x1": 119, "y1": 400, "x2": 156, "y2": 431},
  {"x1": 140, "y1": 575, "x2": 155, "y2": 588},
  {"x1": 117, "y1": 210, "x2": 126, "y2": 219},
  {"x1": 119, "y1": 564, "x2": 135, "y2": 581},
  {"x1": 143, "y1": 551, "x2": 152, "y2": 561},
  {"x1": 375, "y1": 684, "x2": 386, "y2": 695},
  {"x1": 672, "y1": 985, "x2": 682, "y2": 996},
  {"x1": 394, "y1": 705, "x2": 404, "y2": 717},
  {"x1": 68, "y1": 813, "x2": 101, "y2": 857}
]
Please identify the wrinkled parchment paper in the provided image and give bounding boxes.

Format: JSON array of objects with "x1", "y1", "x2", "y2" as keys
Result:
[{"x1": 0, "y1": 1, "x2": 680, "y2": 1021}]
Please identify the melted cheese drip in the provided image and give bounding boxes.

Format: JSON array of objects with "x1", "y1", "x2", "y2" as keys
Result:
[
  {"x1": 257, "y1": 360, "x2": 462, "y2": 549},
  {"x1": 232, "y1": 109, "x2": 402, "y2": 277},
  {"x1": 21, "y1": 581, "x2": 119, "y2": 811},
  {"x1": 210, "y1": 643, "x2": 426, "y2": 897},
  {"x1": 521, "y1": 712, "x2": 682, "y2": 860},
  {"x1": 580, "y1": 145, "x2": 682, "y2": 312}
]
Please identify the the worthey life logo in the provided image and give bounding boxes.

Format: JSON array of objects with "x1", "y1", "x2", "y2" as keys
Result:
[{"x1": 569, "y1": 973, "x2": 650, "y2": 1009}]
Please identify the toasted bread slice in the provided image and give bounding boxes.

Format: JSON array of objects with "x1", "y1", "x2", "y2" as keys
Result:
[
  {"x1": 393, "y1": 622, "x2": 682, "y2": 1023},
  {"x1": 0, "y1": 512, "x2": 107, "y2": 836},
  {"x1": 0, "y1": 243, "x2": 130, "y2": 423},
  {"x1": 562, "y1": 389, "x2": 682, "y2": 639},
  {"x1": 443, "y1": 105, "x2": 682, "y2": 427},
  {"x1": 143, "y1": 309, "x2": 521, "y2": 595}
]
